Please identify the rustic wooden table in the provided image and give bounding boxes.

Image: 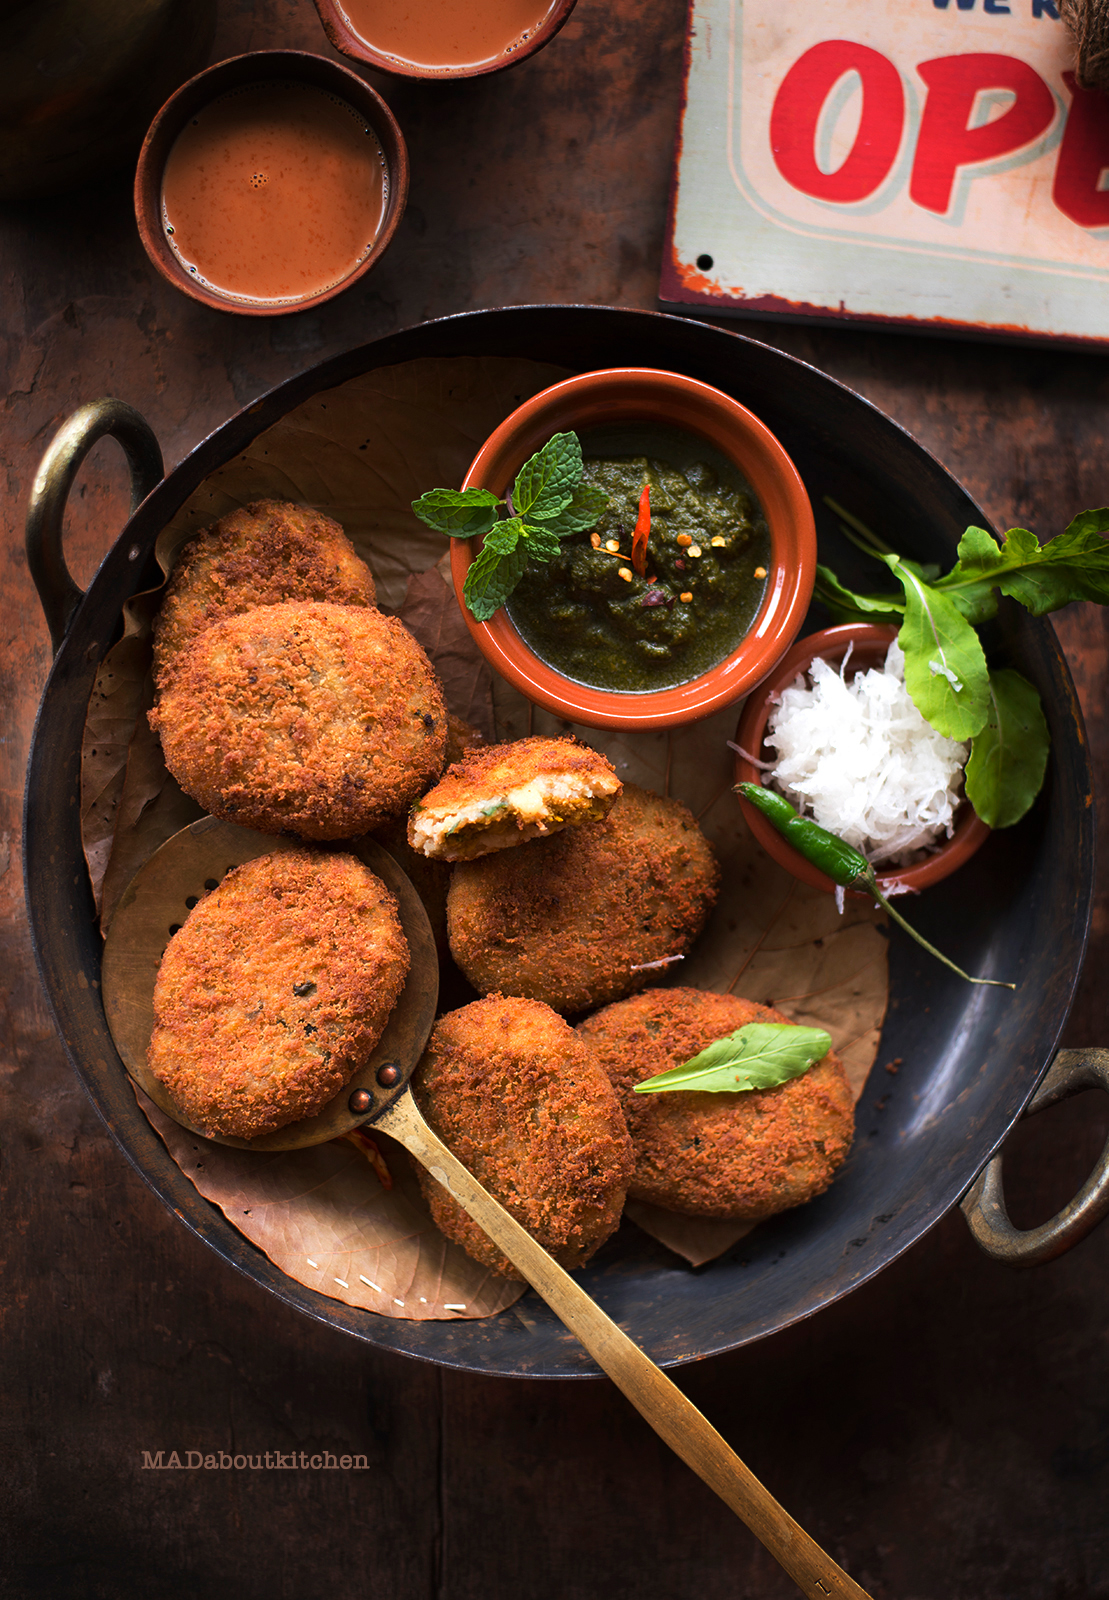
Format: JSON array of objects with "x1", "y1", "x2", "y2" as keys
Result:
[{"x1": 5, "y1": 2, "x2": 1109, "y2": 1596}]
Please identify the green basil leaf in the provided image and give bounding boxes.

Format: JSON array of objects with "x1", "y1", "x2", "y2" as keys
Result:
[
  {"x1": 632, "y1": 1022, "x2": 833, "y2": 1095},
  {"x1": 964, "y1": 668, "x2": 1050, "y2": 829},
  {"x1": 537, "y1": 481, "x2": 609, "y2": 536},
  {"x1": 411, "y1": 486, "x2": 501, "y2": 537},
  {"x1": 890, "y1": 557, "x2": 990, "y2": 740},
  {"x1": 813, "y1": 564, "x2": 904, "y2": 625},
  {"x1": 512, "y1": 431, "x2": 582, "y2": 517}
]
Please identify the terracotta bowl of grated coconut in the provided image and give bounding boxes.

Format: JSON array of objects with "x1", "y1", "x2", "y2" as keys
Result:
[{"x1": 733, "y1": 623, "x2": 991, "y2": 896}]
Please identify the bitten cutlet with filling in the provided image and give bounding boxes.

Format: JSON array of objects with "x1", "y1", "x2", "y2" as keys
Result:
[
  {"x1": 149, "y1": 600, "x2": 447, "y2": 840},
  {"x1": 577, "y1": 987, "x2": 855, "y2": 1220},
  {"x1": 153, "y1": 499, "x2": 376, "y2": 697},
  {"x1": 446, "y1": 784, "x2": 719, "y2": 1013},
  {"x1": 407, "y1": 736, "x2": 621, "y2": 862},
  {"x1": 147, "y1": 848, "x2": 409, "y2": 1140},
  {"x1": 412, "y1": 995, "x2": 634, "y2": 1279}
]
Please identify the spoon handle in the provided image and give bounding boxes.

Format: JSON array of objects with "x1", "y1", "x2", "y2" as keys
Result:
[{"x1": 376, "y1": 1089, "x2": 871, "y2": 1600}]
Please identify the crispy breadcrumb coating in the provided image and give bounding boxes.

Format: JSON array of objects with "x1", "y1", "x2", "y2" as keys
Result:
[
  {"x1": 408, "y1": 736, "x2": 621, "y2": 862},
  {"x1": 153, "y1": 500, "x2": 375, "y2": 697},
  {"x1": 578, "y1": 987, "x2": 854, "y2": 1219},
  {"x1": 372, "y1": 718, "x2": 488, "y2": 954},
  {"x1": 446, "y1": 784, "x2": 719, "y2": 1013},
  {"x1": 149, "y1": 601, "x2": 447, "y2": 840},
  {"x1": 148, "y1": 849, "x2": 409, "y2": 1140},
  {"x1": 413, "y1": 995, "x2": 633, "y2": 1278}
]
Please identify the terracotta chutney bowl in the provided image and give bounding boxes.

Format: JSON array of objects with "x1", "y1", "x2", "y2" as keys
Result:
[
  {"x1": 451, "y1": 368, "x2": 817, "y2": 731},
  {"x1": 134, "y1": 50, "x2": 409, "y2": 316},
  {"x1": 313, "y1": 0, "x2": 577, "y2": 81},
  {"x1": 733, "y1": 622, "x2": 992, "y2": 895}
]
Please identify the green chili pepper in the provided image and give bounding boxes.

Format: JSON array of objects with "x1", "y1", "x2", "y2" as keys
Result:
[{"x1": 737, "y1": 783, "x2": 1015, "y2": 990}]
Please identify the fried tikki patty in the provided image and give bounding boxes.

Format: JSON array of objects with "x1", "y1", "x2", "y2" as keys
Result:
[
  {"x1": 408, "y1": 736, "x2": 620, "y2": 862},
  {"x1": 153, "y1": 500, "x2": 375, "y2": 696},
  {"x1": 372, "y1": 718, "x2": 488, "y2": 954},
  {"x1": 148, "y1": 849, "x2": 409, "y2": 1140},
  {"x1": 150, "y1": 601, "x2": 447, "y2": 839},
  {"x1": 413, "y1": 995, "x2": 633, "y2": 1278},
  {"x1": 446, "y1": 784, "x2": 719, "y2": 1013},
  {"x1": 578, "y1": 988, "x2": 854, "y2": 1219}
]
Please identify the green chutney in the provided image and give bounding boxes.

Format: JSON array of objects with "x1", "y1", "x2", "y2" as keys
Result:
[{"x1": 504, "y1": 424, "x2": 771, "y2": 692}]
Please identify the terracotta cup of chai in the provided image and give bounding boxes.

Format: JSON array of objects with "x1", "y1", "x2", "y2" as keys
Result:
[
  {"x1": 313, "y1": 0, "x2": 577, "y2": 79},
  {"x1": 135, "y1": 50, "x2": 408, "y2": 315}
]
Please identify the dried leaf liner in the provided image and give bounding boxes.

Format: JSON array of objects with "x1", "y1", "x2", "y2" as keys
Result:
[
  {"x1": 84, "y1": 353, "x2": 890, "y2": 1308},
  {"x1": 136, "y1": 1087, "x2": 525, "y2": 1322}
]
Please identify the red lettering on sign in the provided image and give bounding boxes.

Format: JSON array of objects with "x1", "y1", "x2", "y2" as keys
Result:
[
  {"x1": 1053, "y1": 71, "x2": 1109, "y2": 227},
  {"x1": 770, "y1": 40, "x2": 904, "y2": 204},
  {"x1": 911, "y1": 54, "x2": 1055, "y2": 214}
]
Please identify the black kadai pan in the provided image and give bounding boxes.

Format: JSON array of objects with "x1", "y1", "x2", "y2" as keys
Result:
[{"x1": 23, "y1": 305, "x2": 1109, "y2": 1379}]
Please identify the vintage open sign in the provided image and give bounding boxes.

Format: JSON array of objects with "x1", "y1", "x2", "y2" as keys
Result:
[{"x1": 661, "y1": 0, "x2": 1109, "y2": 344}]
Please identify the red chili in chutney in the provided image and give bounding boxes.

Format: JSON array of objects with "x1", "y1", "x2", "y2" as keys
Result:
[{"x1": 504, "y1": 425, "x2": 771, "y2": 693}]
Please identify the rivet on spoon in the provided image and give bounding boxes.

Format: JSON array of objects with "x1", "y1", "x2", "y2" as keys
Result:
[
  {"x1": 376, "y1": 1062, "x2": 400, "y2": 1088},
  {"x1": 348, "y1": 1088, "x2": 373, "y2": 1114}
]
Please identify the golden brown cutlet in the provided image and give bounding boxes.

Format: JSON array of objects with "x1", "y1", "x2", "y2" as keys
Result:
[
  {"x1": 153, "y1": 499, "x2": 376, "y2": 697},
  {"x1": 412, "y1": 994, "x2": 633, "y2": 1279},
  {"x1": 147, "y1": 848, "x2": 409, "y2": 1140},
  {"x1": 578, "y1": 987, "x2": 854, "y2": 1220},
  {"x1": 408, "y1": 736, "x2": 620, "y2": 862},
  {"x1": 149, "y1": 600, "x2": 447, "y2": 840},
  {"x1": 445, "y1": 784, "x2": 719, "y2": 1013}
]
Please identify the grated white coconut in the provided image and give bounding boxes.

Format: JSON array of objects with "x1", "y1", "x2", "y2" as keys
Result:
[{"x1": 765, "y1": 640, "x2": 968, "y2": 866}]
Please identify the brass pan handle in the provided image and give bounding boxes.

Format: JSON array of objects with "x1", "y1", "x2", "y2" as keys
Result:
[
  {"x1": 26, "y1": 398, "x2": 164, "y2": 654},
  {"x1": 377, "y1": 1089, "x2": 873, "y2": 1600},
  {"x1": 960, "y1": 1049, "x2": 1109, "y2": 1267}
]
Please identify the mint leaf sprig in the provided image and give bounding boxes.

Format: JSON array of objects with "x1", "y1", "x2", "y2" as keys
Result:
[
  {"x1": 633, "y1": 1022, "x2": 833, "y2": 1095},
  {"x1": 412, "y1": 431, "x2": 608, "y2": 622},
  {"x1": 812, "y1": 498, "x2": 1109, "y2": 828}
]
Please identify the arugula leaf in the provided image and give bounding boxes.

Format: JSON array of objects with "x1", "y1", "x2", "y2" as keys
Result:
[
  {"x1": 965, "y1": 669, "x2": 1050, "y2": 829},
  {"x1": 632, "y1": 1022, "x2": 833, "y2": 1095},
  {"x1": 1062, "y1": 507, "x2": 1109, "y2": 539},
  {"x1": 889, "y1": 555, "x2": 990, "y2": 740},
  {"x1": 412, "y1": 486, "x2": 501, "y2": 538},
  {"x1": 814, "y1": 564, "x2": 904, "y2": 625},
  {"x1": 512, "y1": 431, "x2": 582, "y2": 518},
  {"x1": 815, "y1": 501, "x2": 1109, "y2": 831},
  {"x1": 933, "y1": 514, "x2": 1109, "y2": 618}
]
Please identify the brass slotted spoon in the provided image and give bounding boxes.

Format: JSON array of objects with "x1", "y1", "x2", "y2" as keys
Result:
[{"x1": 102, "y1": 815, "x2": 872, "y2": 1600}]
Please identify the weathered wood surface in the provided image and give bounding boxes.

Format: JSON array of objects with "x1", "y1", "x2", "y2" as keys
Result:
[{"x1": 3, "y1": 2, "x2": 1109, "y2": 1597}]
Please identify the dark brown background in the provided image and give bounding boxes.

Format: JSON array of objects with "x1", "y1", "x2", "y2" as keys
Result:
[{"x1": 4, "y1": 2, "x2": 1109, "y2": 1596}]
